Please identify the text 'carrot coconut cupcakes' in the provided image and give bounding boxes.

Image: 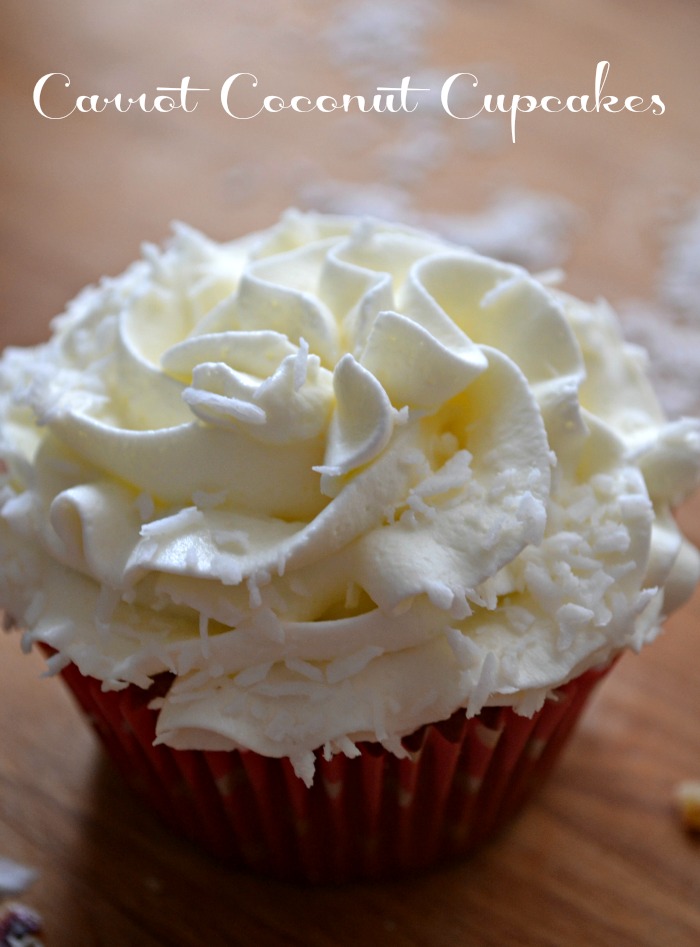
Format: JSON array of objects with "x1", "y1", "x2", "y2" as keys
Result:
[{"x1": 1, "y1": 211, "x2": 699, "y2": 881}]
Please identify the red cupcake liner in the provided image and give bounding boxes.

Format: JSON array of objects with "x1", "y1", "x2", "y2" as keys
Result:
[{"x1": 56, "y1": 660, "x2": 611, "y2": 883}]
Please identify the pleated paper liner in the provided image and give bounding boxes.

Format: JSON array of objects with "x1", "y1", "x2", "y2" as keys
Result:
[{"x1": 56, "y1": 659, "x2": 610, "y2": 883}]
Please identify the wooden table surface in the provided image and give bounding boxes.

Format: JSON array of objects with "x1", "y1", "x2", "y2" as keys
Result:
[{"x1": 1, "y1": 1, "x2": 699, "y2": 944}]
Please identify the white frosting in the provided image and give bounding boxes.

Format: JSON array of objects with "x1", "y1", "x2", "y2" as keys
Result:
[{"x1": 1, "y1": 211, "x2": 699, "y2": 785}]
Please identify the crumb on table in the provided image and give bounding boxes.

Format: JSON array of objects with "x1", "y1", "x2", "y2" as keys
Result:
[{"x1": 676, "y1": 781, "x2": 700, "y2": 832}]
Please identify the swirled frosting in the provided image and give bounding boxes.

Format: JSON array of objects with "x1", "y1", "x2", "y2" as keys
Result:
[{"x1": 1, "y1": 211, "x2": 699, "y2": 784}]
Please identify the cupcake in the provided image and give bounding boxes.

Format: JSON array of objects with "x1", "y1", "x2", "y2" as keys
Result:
[{"x1": 1, "y1": 211, "x2": 699, "y2": 882}]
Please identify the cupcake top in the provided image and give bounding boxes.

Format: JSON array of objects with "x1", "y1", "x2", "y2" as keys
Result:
[{"x1": 1, "y1": 210, "x2": 699, "y2": 783}]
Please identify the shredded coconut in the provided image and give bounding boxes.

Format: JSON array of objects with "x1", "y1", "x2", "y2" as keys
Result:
[
  {"x1": 234, "y1": 662, "x2": 273, "y2": 688},
  {"x1": 284, "y1": 657, "x2": 324, "y2": 682},
  {"x1": 198, "y1": 612, "x2": 210, "y2": 658},
  {"x1": 23, "y1": 591, "x2": 44, "y2": 627},
  {"x1": 424, "y1": 581, "x2": 455, "y2": 610},
  {"x1": 183, "y1": 387, "x2": 267, "y2": 426},
  {"x1": 466, "y1": 651, "x2": 499, "y2": 718},
  {"x1": 290, "y1": 751, "x2": 315, "y2": 788},
  {"x1": 556, "y1": 603, "x2": 595, "y2": 652},
  {"x1": 325, "y1": 645, "x2": 384, "y2": 684},
  {"x1": 445, "y1": 626, "x2": 482, "y2": 670},
  {"x1": 413, "y1": 450, "x2": 472, "y2": 500}
]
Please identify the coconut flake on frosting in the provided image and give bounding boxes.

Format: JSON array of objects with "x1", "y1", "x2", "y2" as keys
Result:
[{"x1": 1, "y1": 210, "x2": 699, "y2": 785}]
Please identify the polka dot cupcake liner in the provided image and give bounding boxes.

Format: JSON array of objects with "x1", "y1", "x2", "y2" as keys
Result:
[{"x1": 56, "y1": 659, "x2": 611, "y2": 883}]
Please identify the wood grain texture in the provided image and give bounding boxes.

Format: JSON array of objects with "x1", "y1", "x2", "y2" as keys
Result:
[{"x1": 1, "y1": 1, "x2": 699, "y2": 944}]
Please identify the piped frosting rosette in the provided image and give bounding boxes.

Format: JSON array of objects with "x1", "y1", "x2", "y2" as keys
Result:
[{"x1": 1, "y1": 211, "x2": 699, "y2": 784}]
